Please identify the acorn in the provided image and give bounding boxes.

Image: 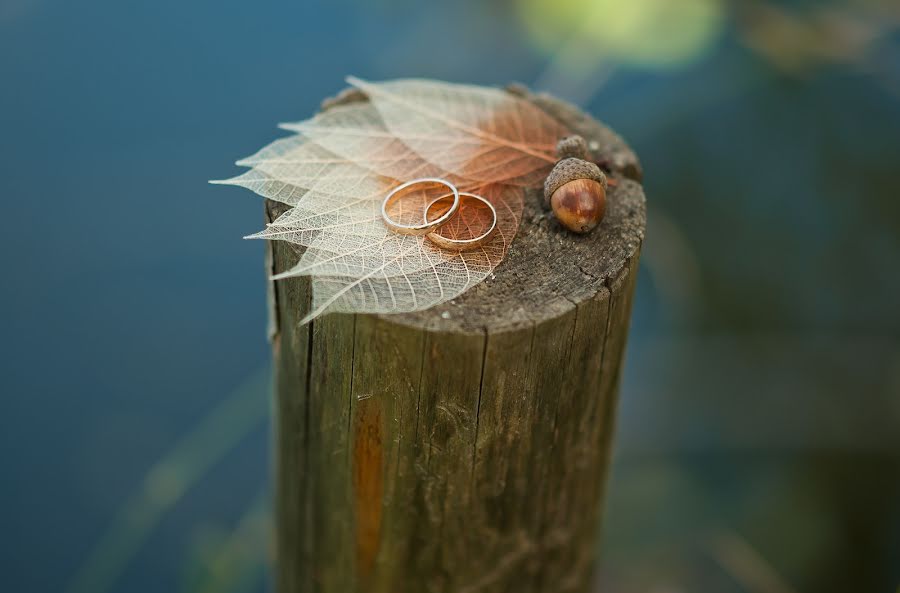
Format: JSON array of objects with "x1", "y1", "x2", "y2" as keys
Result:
[
  {"x1": 555, "y1": 135, "x2": 590, "y2": 160},
  {"x1": 544, "y1": 136, "x2": 607, "y2": 234}
]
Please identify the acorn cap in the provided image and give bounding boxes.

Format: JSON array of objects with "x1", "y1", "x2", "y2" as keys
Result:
[
  {"x1": 543, "y1": 157, "x2": 608, "y2": 205},
  {"x1": 556, "y1": 135, "x2": 590, "y2": 160}
]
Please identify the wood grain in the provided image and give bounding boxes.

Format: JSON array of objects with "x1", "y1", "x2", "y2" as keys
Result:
[{"x1": 268, "y1": 87, "x2": 645, "y2": 593}]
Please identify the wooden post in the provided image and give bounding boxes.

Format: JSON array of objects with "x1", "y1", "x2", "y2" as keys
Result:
[{"x1": 267, "y1": 88, "x2": 645, "y2": 593}]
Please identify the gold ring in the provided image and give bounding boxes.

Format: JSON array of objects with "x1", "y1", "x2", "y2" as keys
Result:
[
  {"x1": 381, "y1": 178, "x2": 459, "y2": 236},
  {"x1": 425, "y1": 192, "x2": 498, "y2": 251}
]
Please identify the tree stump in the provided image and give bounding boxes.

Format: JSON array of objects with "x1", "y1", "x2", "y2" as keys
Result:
[{"x1": 266, "y1": 87, "x2": 646, "y2": 593}]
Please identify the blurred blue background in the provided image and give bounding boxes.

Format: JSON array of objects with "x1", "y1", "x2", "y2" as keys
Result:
[{"x1": 1, "y1": 0, "x2": 898, "y2": 592}]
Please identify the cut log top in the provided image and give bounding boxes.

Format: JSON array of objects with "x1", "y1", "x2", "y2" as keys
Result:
[{"x1": 268, "y1": 85, "x2": 646, "y2": 334}]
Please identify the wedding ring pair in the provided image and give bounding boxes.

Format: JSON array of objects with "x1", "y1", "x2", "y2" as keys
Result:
[{"x1": 380, "y1": 178, "x2": 498, "y2": 251}]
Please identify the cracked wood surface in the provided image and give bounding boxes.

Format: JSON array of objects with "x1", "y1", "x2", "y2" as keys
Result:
[{"x1": 268, "y1": 88, "x2": 645, "y2": 593}]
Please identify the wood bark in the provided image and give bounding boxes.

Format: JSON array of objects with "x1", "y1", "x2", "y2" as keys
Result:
[{"x1": 267, "y1": 87, "x2": 646, "y2": 593}]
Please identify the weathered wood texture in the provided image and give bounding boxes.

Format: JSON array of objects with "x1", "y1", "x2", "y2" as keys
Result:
[{"x1": 268, "y1": 87, "x2": 645, "y2": 593}]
